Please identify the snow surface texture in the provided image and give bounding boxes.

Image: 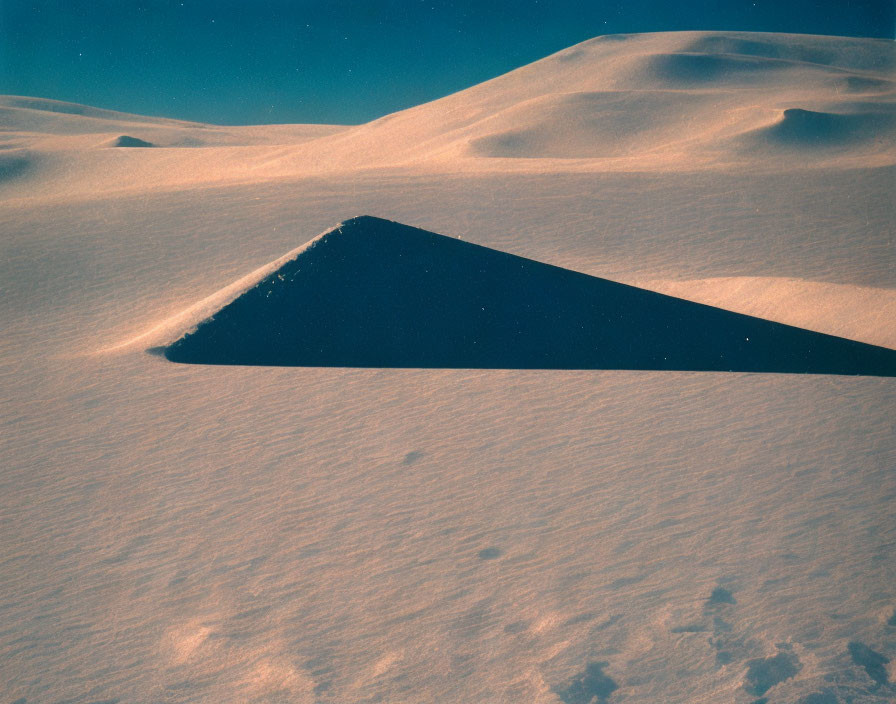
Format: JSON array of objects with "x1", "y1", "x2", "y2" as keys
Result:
[{"x1": 1, "y1": 31, "x2": 894, "y2": 704}]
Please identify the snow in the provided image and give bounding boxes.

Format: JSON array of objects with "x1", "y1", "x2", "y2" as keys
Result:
[{"x1": 1, "y1": 30, "x2": 894, "y2": 704}]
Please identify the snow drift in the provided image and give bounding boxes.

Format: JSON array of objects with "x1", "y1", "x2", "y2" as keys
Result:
[{"x1": 163, "y1": 216, "x2": 896, "y2": 375}]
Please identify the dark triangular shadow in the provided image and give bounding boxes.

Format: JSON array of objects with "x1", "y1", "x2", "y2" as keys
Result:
[{"x1": 162, "y1": 216, "x2": 896, "y2": 375}]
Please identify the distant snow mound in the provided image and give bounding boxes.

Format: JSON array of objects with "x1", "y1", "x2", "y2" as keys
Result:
[
  {"x1": 0, "y1": 95, "x2": 190, "y2": 125},
  {"x1": 748, "y1": 107, "x2": 896, "y2": 151},
  {"x1": 4, "y1": 32, "x2": 894, "y2": 172},
  {"x1": 110, "y1": 135, "x2": 155, "y2": 148},
  {"x1": 0, "y1": 96, "x2": 122, "y2": 118},
  {"x1": 451, "y1": 33, "x2": 895, "y2": 165},
  {"x1": 162, "y1": 216, "x2": 896, "y2": 374}
]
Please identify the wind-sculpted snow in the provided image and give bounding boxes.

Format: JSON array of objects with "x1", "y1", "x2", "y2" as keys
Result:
[
  {"x1": 163, "y1": 216, "x2": 896, "y2": 375},
  {"x1": 751, "y1": 107, "x2": 896, "y2": 151},
  {"x1": 2, "y1": 30, "x2": 895, "y2": 704},
  {"x1": 2, "y1": 31, "x2": 894, "y2": 204},
  {"x1": 110, "y1": 135, "x2": 156, "y2": 148}
]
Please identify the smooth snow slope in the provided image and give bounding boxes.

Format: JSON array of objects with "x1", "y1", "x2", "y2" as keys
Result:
[{"x1": 1, "y1": 31, "x2": 894, "y2": 704}]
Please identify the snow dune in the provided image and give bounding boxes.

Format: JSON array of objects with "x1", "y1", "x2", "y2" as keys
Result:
[
  {"x1": 749, "y1": 106, "x2": 896, "y2": 152},
  {"x1": 163, "y1": 216, "x2": 896, "y2": 375},
  {"x1": 2, "y1": 31, "x2": 894, "y2": 201}
]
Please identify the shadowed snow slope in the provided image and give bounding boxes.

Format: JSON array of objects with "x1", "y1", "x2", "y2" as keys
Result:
[
  {"x1": 749, "y1": 106, "x2": 896, "y2": 150},
  {"x1": 110, "y1": 135, "x2": 155, "y2": 148},
  {"x1": 164, "y1": 216, "x2": 896, "y2": 375}
]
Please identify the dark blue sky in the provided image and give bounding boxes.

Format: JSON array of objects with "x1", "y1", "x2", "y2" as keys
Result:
[{"x1": 1, "y1": 1, "x2": 893, "y2": 125}]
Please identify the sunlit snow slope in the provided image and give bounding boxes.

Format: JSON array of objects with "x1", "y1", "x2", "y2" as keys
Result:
[
  {"x1": 2, "y1": 31, "x2": 894, "y2": 201},
  {"x1": 1, "y1": 31, "x2": 894, "y2": 704}
]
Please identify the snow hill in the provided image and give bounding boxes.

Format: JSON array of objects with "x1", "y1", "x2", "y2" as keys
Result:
[{"x1": 1, "y1": 32, "x2": 894, "y2": 201}]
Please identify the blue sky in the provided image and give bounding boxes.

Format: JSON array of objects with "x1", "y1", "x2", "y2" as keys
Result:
[{"x1": 1, "y1": 0, "x2": 893, "y2": 125}]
